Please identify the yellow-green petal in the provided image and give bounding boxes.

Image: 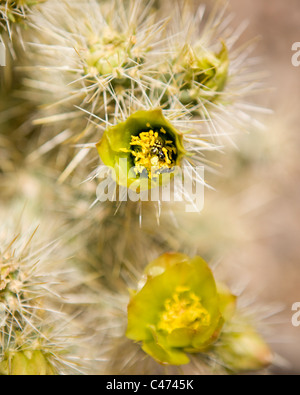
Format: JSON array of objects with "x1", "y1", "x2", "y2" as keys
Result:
[
  {"x1": 96, "y1": 109, "x2": 186, "y2": 189},
  {"x1": 126, "y1": 253, "x2": 235, "y2": 365}
]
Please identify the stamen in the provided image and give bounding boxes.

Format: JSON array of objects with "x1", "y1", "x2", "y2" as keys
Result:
[
  {"x1": 157, "y1": 286, "x2": 211, "y2": 334},
  {"x1": 130, "y1": 129, "x2": 177, "y2": 179}
]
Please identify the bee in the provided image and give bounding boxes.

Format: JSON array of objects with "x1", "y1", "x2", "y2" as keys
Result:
[
  {"x1": 150, "y1": 138, "x2": 166, "y2": 160},
  {"x1": 151, "y1": 147, "x2": 166, "y2": 161}
]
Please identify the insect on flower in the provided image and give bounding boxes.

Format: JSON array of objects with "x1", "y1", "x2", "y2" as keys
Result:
[{"x1": 96, "y1": 108, "x2": 186, "y2": 191}]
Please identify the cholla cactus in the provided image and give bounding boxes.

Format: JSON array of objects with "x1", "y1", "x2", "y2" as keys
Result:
[
  {"x1": 157, "y1": 1, "x2": 269, "y2": 145},
  {"x1": 162, "y1": 40, "x2": 229, "y2": 107},
  {"x1": 17, "y1": 0, "x2": 170, "y2": 179},
  {"x1": 88, "y1": 0, "x2": 269, "y2": 250},
  {"x1": 93, "y1": 253, "x2": 272, "y2": 374},
  {"x1": 0, "y1": 0, "x2": 45, "y2": 35},
  {"x1": 0, "y1": 0, "x2": 279, "y2": 376},
  {"x1": 0, "y1": 218, "x2": 85, "y2": 375},
  {"x1": 17, "y1": 0, "x2": 265, "y2": 182}
]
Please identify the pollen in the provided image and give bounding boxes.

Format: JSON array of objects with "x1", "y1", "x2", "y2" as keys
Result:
[
  {"x1": 130, "y1": 129, "x2": 177, "y2": 179},
  {"x1": 157, "y1": 286, "x2": 211, "y2": 334}
]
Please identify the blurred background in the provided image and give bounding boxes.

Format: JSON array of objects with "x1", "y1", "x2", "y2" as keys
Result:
[
  {"x1": 216, "y1": 0, "x2": 300, "y2": 374},
  {"x1": 158, "y1": 0, "x2": 300, "y2": 375},
  {"x1": 159, "y1": 0, "x2": 300, "y2": 374}
]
